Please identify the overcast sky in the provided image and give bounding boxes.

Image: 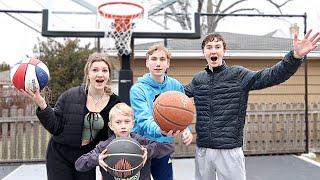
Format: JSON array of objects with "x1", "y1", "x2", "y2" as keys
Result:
[{"x1": 0, "y1": 0, "x2": 319, "y2": 66}]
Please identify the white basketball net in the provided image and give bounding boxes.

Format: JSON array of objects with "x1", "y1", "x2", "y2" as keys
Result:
[
  {"x1": 98, "y1": 2, "x2": 144, "y2": 56},
  {"x1": 104, "y1": 19, "x2": 136, "y2": 56}
]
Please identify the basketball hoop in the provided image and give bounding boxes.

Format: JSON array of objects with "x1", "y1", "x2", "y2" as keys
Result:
[{"x1": 98, "y1": 1, "x2": 144, "y2": 56}]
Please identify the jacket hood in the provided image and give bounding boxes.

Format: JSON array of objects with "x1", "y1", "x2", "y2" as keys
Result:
[{"x1": 137, "y1": 73, "x2": 169, "y2": 88}]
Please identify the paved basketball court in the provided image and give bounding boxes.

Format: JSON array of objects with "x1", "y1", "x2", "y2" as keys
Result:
[{"x1": 1, "y1": 155, "x2": 320, "y2": 180}]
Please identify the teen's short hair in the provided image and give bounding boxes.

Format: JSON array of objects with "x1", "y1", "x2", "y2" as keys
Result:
[
  {"x1": 109, "y1": 103, "x2": 134, "y2": 121},
  {"x1": 146, "y1": 43, "x2": 171, "y2": 60},
  {"x1": 201, "y1": 33, "x2": 227, "y2": 51}
]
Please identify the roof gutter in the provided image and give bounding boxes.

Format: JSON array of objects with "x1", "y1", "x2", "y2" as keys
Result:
[{"x1": 133, "y1": 49, "x2": 320, "y2": 60}]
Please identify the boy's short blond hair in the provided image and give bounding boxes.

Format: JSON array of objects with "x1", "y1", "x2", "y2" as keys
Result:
[
  {"x1": 109, "y1": 103, "x2": 134, "y2": 121},
  {"x1": 146, "y1": 43, "x2": 171, "y2": 60}
]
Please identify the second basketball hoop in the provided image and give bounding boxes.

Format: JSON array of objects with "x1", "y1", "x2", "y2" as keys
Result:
[{"x1": 98, "y1": 1, "x2": 144, "y2": 55}]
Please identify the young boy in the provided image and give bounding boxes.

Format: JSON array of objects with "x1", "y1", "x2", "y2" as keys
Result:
[
  {"x1": 130, "y1": 43, "x2": 193, "y2": 180},
  {"x1": 75, "y1": 103, "x2": 174, "y2": 180}
]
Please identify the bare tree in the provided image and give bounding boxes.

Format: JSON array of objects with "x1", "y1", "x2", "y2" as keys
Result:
[
  {"x1": 167, "y1": 0, "x2": 192, "y2": 30},
  {"x1": 199, "y1": 0, "x2": 294, "y2": 33},
  {"x1": 198, "y1": 0, "x2": 205, "y2": 12},
  {"x1": 149, "y1": 0, "x2": 193, "y2": 30},
  {"x1": 150, "y1": 0, "x2": 293, "y2": 33},
  {"x1": 265, "y1": 0, "x2": 294, "y2": 14}
]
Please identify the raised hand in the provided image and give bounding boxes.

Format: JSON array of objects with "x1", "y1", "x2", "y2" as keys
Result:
[
  {"x1": 293, "y1": 29, "x2": 320, "y2": 58},
  {"x1": 98, "y1": 148, "x2": 109, "y2": 172},
  {"x1": 19, "y1": 87, "x2": 47, "y2": 110}
]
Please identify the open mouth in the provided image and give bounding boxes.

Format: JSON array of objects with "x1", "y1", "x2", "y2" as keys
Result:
[
  {"x1": 211, "y1": 57, "x2": 218, "y2": 61},
  {"x1": 96, "y1": 79, "x2": 105, "y2": 83}
]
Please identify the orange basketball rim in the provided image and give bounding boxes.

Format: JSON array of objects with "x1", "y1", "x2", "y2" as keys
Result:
[{"x1": 98, "y1": 1, "x2": 144, "y2": 32}]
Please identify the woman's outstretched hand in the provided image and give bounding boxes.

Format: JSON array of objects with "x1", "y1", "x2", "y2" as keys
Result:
[{"x1": 19, "y1": 87, "x2": 47, "y2": 110}]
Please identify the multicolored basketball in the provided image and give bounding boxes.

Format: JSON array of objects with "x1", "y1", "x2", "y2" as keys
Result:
[
  {"x1": 10, "y1": 58, "x2": 50, "y2": 91},
  {"x1": 104, "y1": 137, "x2": 144, "y2": 179},
  {"x1": 153, "y1": 91, "x2": 195, "y2": 132}
]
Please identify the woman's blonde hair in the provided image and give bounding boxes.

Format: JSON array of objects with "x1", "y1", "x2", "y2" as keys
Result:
[
  {"x1": 83, "y1": 52, "x2": 113, "y2": 95},
  {"x1": 109, "y1": 103, "x2": 134, "y2": 121}
]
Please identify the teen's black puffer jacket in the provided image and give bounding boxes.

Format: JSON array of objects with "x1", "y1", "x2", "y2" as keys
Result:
[{"x1": 185, "y1": 51, "x2": 302, "y2": 149}]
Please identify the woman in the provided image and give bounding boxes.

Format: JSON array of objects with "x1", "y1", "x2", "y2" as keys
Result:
[{"x1": 20, "y1": 52, "x2": 121, "y2": 180}]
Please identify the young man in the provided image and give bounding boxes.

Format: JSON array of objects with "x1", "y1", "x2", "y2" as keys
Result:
[
  {"x1": 75, "y1": 103, "x2": 175, "y2": 180},
  {"x1": 130, "y1": 44, "x2": 193, "y2": 180},
  {"x1": 184, "y1": 30, "x2": 320, "y2": 180}
]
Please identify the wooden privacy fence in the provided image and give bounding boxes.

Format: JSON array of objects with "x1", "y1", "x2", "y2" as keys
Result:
[
  {"x1": 243, "y1": 102, "x2": 320, "y2": 155},
  {"x1": 1, "y1": 103, "x2": 320, "y2": 162},
  {"x1": 173, "y1": 102, "x2": 320, "y2": 157},
  {"x1": 0, "y1": 106, "x2": 51, "y2": 163}
]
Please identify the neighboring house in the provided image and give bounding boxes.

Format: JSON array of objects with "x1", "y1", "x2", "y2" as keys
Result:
[
  {"x1": 0, "y1": 70, "x2": 12, "y2": 102},
  {"x1": 0, "y1": 70, "x2": 12, "y2": 109},
  {"x1": 0, "y1": 70, "x2": 10, "y2": 87},
  {"x1": 132, "y1": 32, "x2": 320, "y2": 104}
]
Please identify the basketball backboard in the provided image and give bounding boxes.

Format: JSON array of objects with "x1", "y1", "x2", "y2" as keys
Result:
[
  {"x1": 41, "y1": 0, "x2": 201, "y2": 105},
  {"x1": 42, "y1": 0, "x2": 200, "y2": 39}
]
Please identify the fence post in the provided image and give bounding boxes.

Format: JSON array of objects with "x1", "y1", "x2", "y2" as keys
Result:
[
  {"x1": 1, "y1": 109, "x2": 9, "y2": 160},
  {"x1": 9, "y1": 106, "x2": 17, "y2": 159},
  {"x1": 16, "y1": 108, "x2": 24, "y2": 160}
]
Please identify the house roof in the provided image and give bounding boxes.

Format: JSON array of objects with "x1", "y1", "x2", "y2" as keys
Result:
[
  {"x1": 133, "y1": 32, "x2": 320, "y2": 59},
  {"x1": 135, "y1": 32, "x2": 294, "y2": 51}
]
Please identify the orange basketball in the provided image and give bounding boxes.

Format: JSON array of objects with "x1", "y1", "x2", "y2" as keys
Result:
[{"x1": 153, "y1": 91, "x2": 195, "y2": 132}]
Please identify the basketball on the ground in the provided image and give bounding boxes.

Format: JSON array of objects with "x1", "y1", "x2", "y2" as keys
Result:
[
  {"x1": 10, "y1": 58, "x2": 50, "y2": 92},
  {"x1": 153, "y1": 91, "x2": 195, "y2": 132},
  {"x1": 104, "y1": 137, "x2": 144, "y2": 179}
]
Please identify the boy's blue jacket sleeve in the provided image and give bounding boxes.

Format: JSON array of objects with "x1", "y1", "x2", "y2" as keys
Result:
[{"x1": 130, "y1": 85, "x2": 163, "y2": 139}]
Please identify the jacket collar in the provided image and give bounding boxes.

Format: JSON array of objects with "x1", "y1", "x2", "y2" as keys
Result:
[
  {"x1": 80, "y1": 84, "x2": 86, "y2": 94},
  {"x1": 205, "y1": 61, "x2": 228, "y2": 74}
]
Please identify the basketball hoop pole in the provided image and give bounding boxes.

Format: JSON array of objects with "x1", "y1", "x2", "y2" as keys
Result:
[
  {"x1": 117, "y1": 38, "x2": 134, "y2": 105},
  {"x1": 118, "y1": 53, "x2": 133, "y2": 105}
]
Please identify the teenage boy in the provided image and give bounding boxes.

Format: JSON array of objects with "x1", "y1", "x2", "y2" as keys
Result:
[
  {"x1": 130, "y1": 44, "x2": 193, "y2": 180},
  {"x1": 185, "y1": 30, "x2": 320, "y2": 180}
]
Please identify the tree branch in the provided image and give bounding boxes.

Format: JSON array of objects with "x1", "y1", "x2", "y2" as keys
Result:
[
  {"x1": 228, "y1": 8, "x2": 264, "y2": 14},
  {"x1": 197, "y1": 0, "x2": 204, "y2": 12},
  {"x1": 266, "y1": 0, "x2": 294, "y2": 7},
  {"x1": 214, "y1": 0, "x2": 224, "y2": 14},
  {"x1": 266, "y1": 0, "x2": 294, "y2": 14},
  {"x1": 222, "y1": 0, "x2": 248, "y2": 13}
]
